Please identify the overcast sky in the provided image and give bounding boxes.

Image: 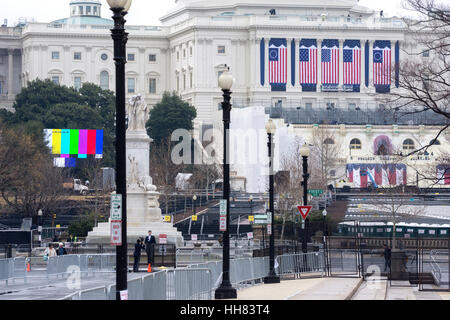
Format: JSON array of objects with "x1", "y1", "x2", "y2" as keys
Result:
[{"x1": 2, "y1": 0, "x2": 412, "y2": 27}]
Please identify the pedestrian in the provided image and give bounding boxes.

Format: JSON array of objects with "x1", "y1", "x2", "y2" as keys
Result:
[
  {"x1": 383, "y1": 244, "x2": 391, "y2": 272},
  {"x1": 67, "y1": 234, "x2": 74, "y2": 243},
  {"x1": 133, "y1": 239, "x2": 145, "y2": 272},
  {"x1": 52, "y1": 234, "x2": 59, "y2": 243},
  {"x1": 43, "y1": 243, "x2": 57, "y2": 262},
  {"x1": 144, "y1": 230, "x2": 156, "y2": 265},
  {"x1": 56, "y1": 242, "x2": 67, "y2": 256}
]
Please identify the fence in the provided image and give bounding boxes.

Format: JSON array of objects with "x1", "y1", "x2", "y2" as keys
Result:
[
  {"x1": 46, "y1": 254, "x2": 115, "y2": 280},
  {"x1": 0, "y1": 257, "x2": 27, "y2": 285},
  {"x1": 275, "y1": 252, "x2": 326, "y2": 279}
]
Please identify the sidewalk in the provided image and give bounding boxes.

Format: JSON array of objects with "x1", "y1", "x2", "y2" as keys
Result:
[{"x1": 233, "y1": 277, "x2": 363, "y2": 300}]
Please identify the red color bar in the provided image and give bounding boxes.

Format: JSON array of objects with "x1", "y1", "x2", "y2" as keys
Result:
[{"x1": 87, "y1": 130, "x2": 97, "y2": 155}]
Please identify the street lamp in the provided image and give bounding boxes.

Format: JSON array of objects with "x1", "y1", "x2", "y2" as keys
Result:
[
  {"x1": 264, "y1": 119, "x2": 280, "y2": 284},
  {"x1": 215, "y1": 70, "x2": 237, "y2": 300},
  {"x1": 322, "y1": 208, "x2": 329, "y2": 276},
  {"x1": 300, "y1": 143, "x2": 310, "y2": 255},
  {"x1": 107, "y1": 0, "x2": 132, "y2": 301},
  {"x1": 37, "y1": 209, "x2": 43, "y2": 246}
]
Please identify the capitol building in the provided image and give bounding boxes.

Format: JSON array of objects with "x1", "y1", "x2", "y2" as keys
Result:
[{"x1": 0, "y1": 0, "x2": 448, "y2": 191}]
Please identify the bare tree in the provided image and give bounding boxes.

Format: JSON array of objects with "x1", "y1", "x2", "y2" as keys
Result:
[{"x1": 389, "y1": 0, "x2": 450, "y2": 154}]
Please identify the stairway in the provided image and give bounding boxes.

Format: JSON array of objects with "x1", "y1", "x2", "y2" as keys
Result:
[{"x1": 408, "y1": 272, "x2": 435, "y2": 285}]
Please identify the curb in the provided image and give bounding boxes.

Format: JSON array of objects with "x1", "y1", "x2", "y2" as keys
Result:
[{"x1": 345, "y1": 277, "x2": 364, "y2": 300}]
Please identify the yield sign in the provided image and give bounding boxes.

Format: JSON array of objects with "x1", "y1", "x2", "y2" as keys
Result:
[{"x1": 297, "y1": 206, "x2": 312, "y2": 220}]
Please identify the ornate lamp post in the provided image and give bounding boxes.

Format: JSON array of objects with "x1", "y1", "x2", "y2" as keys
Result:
[
  {"x1": 264, "y1": 119, "x2": 280, "y2": 284},
  {"x1": 215, "y1": 70, "x2": 237, "y2": 300},
  {"x1": 107, "y1": 0, "x2": 132, "y2": 301},
  {"x1": 300, "y1": 143, "x2": 310, "y2": 255},
  {"x1": 193, "y1": 195, "x2": 197, "y2": 216}
]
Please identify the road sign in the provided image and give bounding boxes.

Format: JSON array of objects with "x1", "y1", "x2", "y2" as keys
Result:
[
  {"x1": 297, "y1": 205, "x2": 312, "y2": 220},
  {"x1": 110, "y1": 220, "x2": 122, "y2": 246},
  {"x1": 164, "y1": 215, "x2": 171, "y2": 222},
  {"x1": 159, "y1": 234, "x2": 167, "y2": 244},
  {"x1": 219, "y1": 216, "x2": 227, "y2": 231},
  {"x1": 255, "y1": 214, "x2": 268, "y2": 220},
  {"x1": 247, "y1": 232, "x2": 254, "y2": 239},
  {"x1": 248, "y1": 216, "x2": 254, "y2": 223},
  {"x1": 110, "y1": 194, "x2": 122, "y2": 220},
  {"x1": 219, "y1": 199, "x2": 227, "y2": 216},
  {"x1": 192, "y1": 215, "x2": 198, "y2": 221},
  {"x1": 191, "y1": 234, "x2": 197, "y2": 241},
  {"x1": 267, "y1": 224, "x2": 272, "y2": 235},
  {"x1": 308, "y1": 189, "x2": 324, "y2": 197}
]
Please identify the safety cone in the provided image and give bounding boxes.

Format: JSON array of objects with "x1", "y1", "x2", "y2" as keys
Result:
[
  {"x1": 26, "y1": 262, "x2": 31, "y2": 272},
  {"x1": 147, "y1": 263, "x2": 152, "y2": 273}
]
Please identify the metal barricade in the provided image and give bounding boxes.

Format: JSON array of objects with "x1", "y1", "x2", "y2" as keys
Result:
[
  {"x1": 0, "y1": 257, "x2": 27, "y2": 285},
  {"x1": 142, "y1": 271, "x2": 167, "y2": 300},
  {"x1": 167, "y1": 268, "x2": 212, "y2": 300},
  {"x1": 275, "y1": 253, "x2": 326, "y2": 278}
]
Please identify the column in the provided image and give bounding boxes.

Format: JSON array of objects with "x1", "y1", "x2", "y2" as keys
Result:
[
  {"x1": 8, "y1": 49, "x2": 14, "y2": 99},
  {"x1": 295, "y1": 38, "x2": 300, "y2": 87},
  {"x1": 339, "y1": 39, "x2": 344, "y2": 87},
  {"x1": 287, "y1": 39, "x2": 292, "y2": 88},
  {"x1": 368, "y1": 40, "x2": 373, "y2": 89},
  {"x1": 265, "y1": 38, "x2": 269, "y2": 88},
  {"x1": 317, "y1": 39, "x2": 322, "y2": 92},
  {"x1": 360, "y1": 39, "x2": 366, "y2": 90}
]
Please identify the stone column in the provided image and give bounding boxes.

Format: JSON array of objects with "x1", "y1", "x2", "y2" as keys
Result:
[
  {"x1": 265, "y1": 38, "x2": 269, "y2": 88},
  {"x1": 361, "y1": 39, "x2": 366, "y2": 90},
  {"x1": 317, "y1": 39, "x2": 322, "y2": 92},
  {"x1": 339, "y1": 39, "x2": 344, "y2": 87},
  {"x1": 368, "y1": 40, "x2": 374, "y2": 88},
  {"x1": 295, "y1": 38, "x2": 300, "y2": 87},
  {"x1": 287, "y1": 39, "x2": 292, "y2": 88},
  {"x1": 7, "y1": 49, "x2": 14, "y2": 99}
]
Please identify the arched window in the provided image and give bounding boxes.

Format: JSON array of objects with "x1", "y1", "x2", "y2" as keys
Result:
[
  {"x1": 430, "y1": 139, "x2": 440, "y2": 146},
  {"x1": 100, "y1": 71, "x2": 109, "y2": 90},
  {"x1": 350, "y1": 138, "x2": 362, "y2": 150},
  {"x1": 403, "y1": 139, "x2": 415, "y2": 150},
  {"x1": 324, "y1": 138, "x2": 335, "y2": 145}
]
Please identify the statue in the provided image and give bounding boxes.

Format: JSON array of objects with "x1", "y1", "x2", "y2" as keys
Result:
[
  {"x1": 128, "y1": 155, "x2": 139, "y2": 186},
  {"x1": 126, "y1": 94, "x2": 149, "y2": 131}
]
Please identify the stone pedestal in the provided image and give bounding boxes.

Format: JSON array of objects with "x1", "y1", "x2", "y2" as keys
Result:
[{"x1": 86, "y1": 128, "x2": 184, "y2": 247}]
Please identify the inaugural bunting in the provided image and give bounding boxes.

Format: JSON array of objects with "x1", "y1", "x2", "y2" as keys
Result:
[
  {"x1": 269, "y1": 38, "x2": 287, "y2": 91},
  {"x1": 343, "y1": 40, "x2": 361, "y2": 92},
  {"x1": 299, "y1": 39, "x2": 317, "y2": 92},
  {"x1": 321, "y1": 39, "x2": 339, "y2": 87},
  {"x1": 347, "y1": 164, "x2": 407, "y2": 188},
  {"x1": 373, "y1": 40, "x2": 391, "y2": 93}
]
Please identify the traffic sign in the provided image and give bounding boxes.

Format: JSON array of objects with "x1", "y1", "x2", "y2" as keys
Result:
[
  {"x1": 191, "y1": 234, "x2": 197, "y2": 241},
  {"x1": 308, "y1": 189, "x2": 324, "y2": 197},
  {"x1": 219, "y1": 216, "x2": 227, "y2": 231},
  {"x1": 267, "y1": 224, "x2": 272, "y2": 235},
  {"x1": 159, "y1": 234, "x2": 167, "y2": 244},
  {"x1": 164, "y1": 215, "x2": 171, "y2": 222},
  {"x1": 192, "y1": 215, "x2": 198, "y2": 221},
  {"x1": 219, "y1": 199, "x2": 227, "y2": 216},
  {"x1": 248, "y1": 215, "x2": 254, "y2": 223},
  {"x1": 297, "y1": 205, "x2": 312, "y2": 220},
  {"x1": 247, "y1": 232, "x2": 254, "y2": 239},
  {"x1": 110, "y1": 194, "x2": 122, "y2": 220},
  {"x1": 110, "y1": 220, "x2": 122, "y2": 246}
]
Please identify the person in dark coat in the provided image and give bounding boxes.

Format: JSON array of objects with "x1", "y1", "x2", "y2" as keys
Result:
[
  {"x1": 144, "y1": 231, "x2": 156, "y2": 264},
  {"x1": 56, "y1": 243, "x2": 67, "y2": 256},
  {"x1": 133, "y1": 239, "x2": 145, "y2": 272},
  {"x1": 383, "y1": 244, "x2": 391, "y2": 272}
]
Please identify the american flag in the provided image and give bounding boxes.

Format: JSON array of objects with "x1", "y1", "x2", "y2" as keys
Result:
[
  {"x1": 343, "y1": 41, "x2": 361, "y2": 85},
  {"x1": 299, "y1": 41, "x2": 317, "y2": 84},
  {"x1": 321, "y1": 40, "x2": 339, "y2": 84},
  {"x1": 373, "y1": 41, "x2": 391, "y2": 85},
  {"x1": 269, "y1": 44, "x2": 287, "y2": 84}
]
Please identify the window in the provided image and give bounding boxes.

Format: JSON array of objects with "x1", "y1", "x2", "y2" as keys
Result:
[
  {"x1": 422, "y1": 50, "x2": 430, "y2": 57},
  {"x1": 430, "y1": 139, "x2": 440, "y2": 146},
  {"x1": 127, "y1": 78, "x2": 135, "y2": 93},
  {"x1": 86, "y1": 6, "x2": 91, "y2": 15},
  {"x1": 190, "y1": 47, "x2": 193, "y2": 56},
  {"x1": 183, "y1": 49, "x2": 186, "y2": 58},
  {"x1": 190, "y1": 72, "x2": 193, "y2": 89},
  {"x1": 217, "y1": 45, "x2": 226, "y2": 54},
  {"x1": 74, "y1": 77, "x2": 82, "y2": 90},
  {"x1": 79, "y1": 6, "x2": 83, "y2": 15},
  {"x1": 101, "y1": 53, "x2": 108, "y2": 61},
  {"x1": 100, "y1": 71, "x2": 109, "y2": 90},
  {"x1": 183, "y1": 74, "x2": 186, "y2": 90},
  {"x1": 176, "y1": 76, "x2": 180, "y2": 92},
  {"x1": 127, "y1": 53, "x2": 135, "y2": 61},
  {"x1": 324, "y1": 138, "x2": 335, "y2": 145},
  {"x1": 350, "y1": 138, "x2": 362, "y2": 150},
  {"x1": 348, "y1": 103, "x2": 356, "y2": 111},
  {"x1": 149, "y1": 54, "x2": 156, "y2": 62},
  {"x1": 93, "y1": 6, "x2": 98, "y2": 15},
  {"x1": 51, "y1": 76, "x2": 60, "y2": 85},
  {"x1": 0, "y1": 81, "x2": 3, "y2": 94},
  {"x1": 177, "y1": 51, "x2": 179, "y2": 61},
  {"x1": 305, "y1": 102, "x2": 312, "y2": 111},
  {"x1": 51, "y1": 51, "x2": 60, "y2": 60},
  {"x1": 74, "y1": 52, "x2": 82, "y2": 60},
  {"x1": 403, "y1": 139, "x2": 415, "y2": 151},
  {"x1": 149, "y1": 78, "x2": 156, "y2": 94}
]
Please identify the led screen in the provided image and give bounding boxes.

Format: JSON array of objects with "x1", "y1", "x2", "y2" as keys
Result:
[{"x1": 44, "y1": 129, "x2": 103, "y2": 159}]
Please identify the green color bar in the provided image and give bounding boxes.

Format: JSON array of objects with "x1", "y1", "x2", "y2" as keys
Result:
[{"x1": 70, "y1": 129, "x2": 79, "y2": 155}]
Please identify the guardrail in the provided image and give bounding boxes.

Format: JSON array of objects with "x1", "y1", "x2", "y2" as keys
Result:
[
  {"x1": 0, "y1": 257, "x2": 27, "y2": 285},
  {"x1": 275, "y1": 253, "x2": 326, "y2": 278}
]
